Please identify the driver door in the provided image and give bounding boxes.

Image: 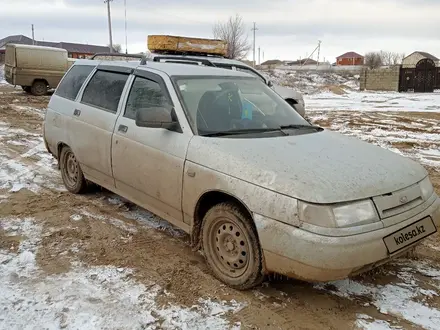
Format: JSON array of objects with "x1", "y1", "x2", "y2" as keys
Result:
[{"x1": 111, "y1": 70, "x2": 191, "y2": 226}]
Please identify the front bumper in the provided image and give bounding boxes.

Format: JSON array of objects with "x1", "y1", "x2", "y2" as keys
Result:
[{"x1": 255, "y1": 194, "x2": 440, "y2": 282}]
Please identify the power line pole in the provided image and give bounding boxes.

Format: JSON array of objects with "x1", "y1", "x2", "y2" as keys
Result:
[
  {"x1": 251, "y1": 22, "x2": 258, "y2": 67},
  {"x1": 31, "y1": 24, "x2": 35, "y2": 45},
  {"x1": 316, "y1": 40, "x2": 321, "y2": 67},
  {"x1": 258, "y1": 46, "x2": 261, "y2": 65},
  {"x1": 124, "y1": 0, "x2": 128, "y2": 54},
  {"x1": 104, "y1": 0, "x2": 114, "y2": 53}
]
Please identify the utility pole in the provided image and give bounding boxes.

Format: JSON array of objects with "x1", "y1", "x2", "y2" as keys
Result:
[
  {"x1": 104, "y1": 0, "x2": 114, "y2": 53},
  {"x1": 31, "y1": 24, "x2": 35, "y2": 45},
  {"x1": 251, "y1": 22, "x2": 258, "y2": 67},
  {"x1": 316, "y1": 40, "x2": 321, "y2": 67},
  {"x1": 124, "y1": 0, "x2": 128, "y2": 54},
  {"x1": 301, "y1": 40, "x2": 321, "y2": 67},
  {"x1": 258, "y1": 47, "x2": 261, "y2": 65}
]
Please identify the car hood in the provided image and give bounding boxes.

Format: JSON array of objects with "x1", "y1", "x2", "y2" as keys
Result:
[
  {"x1": 187, "y1": 130, "x2": 427, "y2": 204},
  {"x1": 273, "y1": 84, "x2": 304, "y2": 103}
]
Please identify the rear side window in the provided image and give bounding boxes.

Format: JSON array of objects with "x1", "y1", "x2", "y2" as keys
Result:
[
  {"x1": 124, "y1": 76, "x2": 171, "y2": 120},
  {"x1": 55, "y1": 65, "x2": 94, "y2": 100},
  {"x1": 81, "y1": 70, "x2": 129, "y2": 113}
]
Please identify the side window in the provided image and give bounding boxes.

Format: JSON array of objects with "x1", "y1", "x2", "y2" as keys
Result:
[
  {"x1": 55, "y1": 65, "x2": 94, "y2": 100},
  {"x1": 124, "y1": 76, "x2": 171, "y2": 120},
  {"x1": 81, "y1": 70, "x2": 129, "y2": 113}
]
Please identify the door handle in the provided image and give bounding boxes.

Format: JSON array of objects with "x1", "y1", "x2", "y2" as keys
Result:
[
  {"x1": 73, "y1": 109, "x2": 81, "y2": 117},
  {"x1": 118, "y1": 125, "x2": 128, "y2": 133}
]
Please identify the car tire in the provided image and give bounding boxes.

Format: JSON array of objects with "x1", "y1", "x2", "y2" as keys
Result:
[
  {"x1": 30, "y1": 80, "x2": 48, "y2": 96},
  {"x1": 59, "y1": 146, "x2": 87, "y2": 194},
  {"x1": 202, "y1": 202, "x2": 264, "y2": 290}
]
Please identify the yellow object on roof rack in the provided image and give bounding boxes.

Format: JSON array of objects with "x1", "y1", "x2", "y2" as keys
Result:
[{"x1": 147, "y1": 35, "x2": 228, "y2": 57}]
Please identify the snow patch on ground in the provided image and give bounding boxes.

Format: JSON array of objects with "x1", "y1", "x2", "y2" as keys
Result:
[
  {"x1": 305, "y1": 90, "x2": 440, "y2": 112},
  {"x1": 355, "y1": 315, "x2": 399, "y2": 330},
  {"x1": 263, "y1": 69, "x2": 359, "y2": 94},
  {"x1": 0, "y1": 216, "x2": 243, "y2": 329},
  {"x1": 0, "y1": 65, "x2": 6, "y2": 84},
  {"x1": 0, "y1": 142, "x2": 63, "y2": 193},
  {"x1": 0, "y1": 121, "x2": 64, "y2": 194},
  {"x1": 316, "y1": 260, "x2": 440, "y2": 330}
]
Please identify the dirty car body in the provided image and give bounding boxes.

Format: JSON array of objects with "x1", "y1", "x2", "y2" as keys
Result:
[{"x1": 43, "y1": 59, "x2": 440, "y2": 289}]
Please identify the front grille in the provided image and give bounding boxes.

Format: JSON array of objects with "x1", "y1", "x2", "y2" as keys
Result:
[{"x1": 372, "y1": 183, "x2": 423, "y2": 219}]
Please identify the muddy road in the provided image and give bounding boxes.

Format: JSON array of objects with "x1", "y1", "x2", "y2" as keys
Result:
[{"x1": 1, "y1": 84, "x2": 440, "y2": 329}]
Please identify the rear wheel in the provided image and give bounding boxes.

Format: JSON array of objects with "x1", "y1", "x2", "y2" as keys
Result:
[
  {"x1": 31, "y1": 80, "x2": 48, "y2": 96},
  {"x1": 59, "y1": 146, "x2": 87, "y2": 194},
  {"x1": 202, "y1": 202, "x2": 264, "y2": 290}
]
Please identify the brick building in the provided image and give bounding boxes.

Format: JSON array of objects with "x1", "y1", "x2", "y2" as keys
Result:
[
  {"x1": 336, "y1": 52, "x2": 364, "y2": 66},
  {"x1": 0, "y1": 35, "x2": 111, "y2": 62}
]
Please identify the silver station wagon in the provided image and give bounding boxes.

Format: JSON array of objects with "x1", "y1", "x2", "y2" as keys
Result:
[{"x1": 43, "y1": 59, "x2": 440, "y2": 289}]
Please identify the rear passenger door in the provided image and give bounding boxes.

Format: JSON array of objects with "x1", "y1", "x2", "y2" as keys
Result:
[
  {"x1": 45, "y1": 64, "x2": 95, "y2": 156},
  {"x1": 111, "y1": 70, "x2": 192, "y2": 226},
  {"x1": 70, "y1": 66, "x2": 131, "y2": 188}
]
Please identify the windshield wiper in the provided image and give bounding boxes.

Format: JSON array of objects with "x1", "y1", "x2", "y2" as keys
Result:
[
  {"x1": 200, "y1": 127, "x2": 287, "y2": 137},
  {"x1": 279, "y1": 124, "x2": 323, "y2": 131}
]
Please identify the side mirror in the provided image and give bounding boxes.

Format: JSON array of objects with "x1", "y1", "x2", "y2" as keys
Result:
[
  {"x1": 267, "y1": 80, "x2": 274, "y2": 88},
  {"x1": 135, "y1": 106, "x2": 178, "y2": 130}
]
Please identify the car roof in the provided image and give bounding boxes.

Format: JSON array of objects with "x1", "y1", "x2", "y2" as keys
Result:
[{"x1": 73, "y1": 59, "x2": 254, "y2": 78}]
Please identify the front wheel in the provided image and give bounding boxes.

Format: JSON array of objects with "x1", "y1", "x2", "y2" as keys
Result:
[
  {"x1": 59, "y1": 146, "x2": 87, "y2": 194},
  {"x1": 202, "y1": 203, "x2": 264, "y2": 290}
]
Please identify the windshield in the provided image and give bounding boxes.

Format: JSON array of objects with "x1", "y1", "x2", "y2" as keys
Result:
[{"x1": 173, "y1": 76, "x2": 310, "y2": 136}]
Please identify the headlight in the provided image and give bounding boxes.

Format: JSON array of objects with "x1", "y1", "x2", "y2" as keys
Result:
[
  {"x1": 420, "y1": 176, "x2": 434, "y2": 200},
  {"x1": 298, "y1": 199, "x2": 380, "y2": 228}
]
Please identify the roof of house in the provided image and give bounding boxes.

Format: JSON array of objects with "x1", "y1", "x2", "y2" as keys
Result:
[
  {"x1": 0, "y1": 34, "x2": 110, "y2": 54},
  {"x1": 405, "y1": 51, "x2": 439, "y2": 61},
  {"x1": 336, "y1": 52, "x2": 364, "y2": 59},
  {"x1": 0, "y1": 35, "x2": 34, "y2": 48},
  {"x1": 287, "y1": 59, "x2": 318, "y2": 65},
  {"x1": 261, "y1": 59, "x2": 282, "y2": 66}
]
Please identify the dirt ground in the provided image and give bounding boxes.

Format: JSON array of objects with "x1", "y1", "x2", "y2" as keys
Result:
[{"x1": 1, "y1": 84, "x2": 440, "y2": 329}]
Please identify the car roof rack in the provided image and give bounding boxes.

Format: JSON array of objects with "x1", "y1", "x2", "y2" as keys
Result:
[
  {"x1": 152, "y1": 55, "x2": 217, "y2": 67},
  {"x1": 90, "y1": 53, "x2": 148, "y2": 65}
]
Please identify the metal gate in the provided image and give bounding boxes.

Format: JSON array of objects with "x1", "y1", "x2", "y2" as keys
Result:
[
  {"x1": 399, "y1": 68, "x2": 415, "y2": 92},
  {"x1": 436, "y1": 67, "x2": 440, "y2": 90},
  {"x1": 414, "y1": 58, "x2": 436, "y2": 93}
]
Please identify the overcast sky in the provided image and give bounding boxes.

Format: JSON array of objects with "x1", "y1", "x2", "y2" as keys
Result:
[{"x1": 1, "y1": 0, "x2": 439, "y2": 63}]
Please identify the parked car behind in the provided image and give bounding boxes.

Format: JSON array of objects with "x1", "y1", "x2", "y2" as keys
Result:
[
  {"x1": 4, "y1": 44, "x2": 68, "y2": 95},
  {"x1": 43, "y1": 59, "x2": 440, "y2": 290}
]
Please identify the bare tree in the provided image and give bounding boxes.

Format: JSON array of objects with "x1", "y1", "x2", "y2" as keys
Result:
[
  {"x1": 392, "y1": 52, "x2": 406, "y2": 65},
  {"x1": 213, "y1": 14, "x2": 251, "y2": 59},
  {"x1": 379, "y1": 51, "x2": 406, "y2": 65},
  {"x1": 108, "y1": 44, "x2": 122, "y2": 53},
  {"x1": 365, "y1": 52, "x2": 383, "y2": 69},
  {"x1": 380, "y1": 51, "x2": 393, "y2": 66}
]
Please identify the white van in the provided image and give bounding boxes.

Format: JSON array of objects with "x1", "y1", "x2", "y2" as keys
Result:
[
  {"x1": 43, "y1": 59, "x2": 440, "y2": 289},
  {"x1": 4, "y1": 44, "x2": 68, "y2": 95}
]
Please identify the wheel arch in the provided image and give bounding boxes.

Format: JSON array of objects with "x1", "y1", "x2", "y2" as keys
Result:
[
  {"x1": 32, "y1": 78, "x2": 49, "y2": 86},
  {"x1": 191, "y1": 189, "x2": 255, "y2": 250},
  {"x1": 285, "y1": 97, "x2": 298, "y2": 105},
  {"x1": 56, "y1": 141, "x2": 69, "y2": 168}
]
